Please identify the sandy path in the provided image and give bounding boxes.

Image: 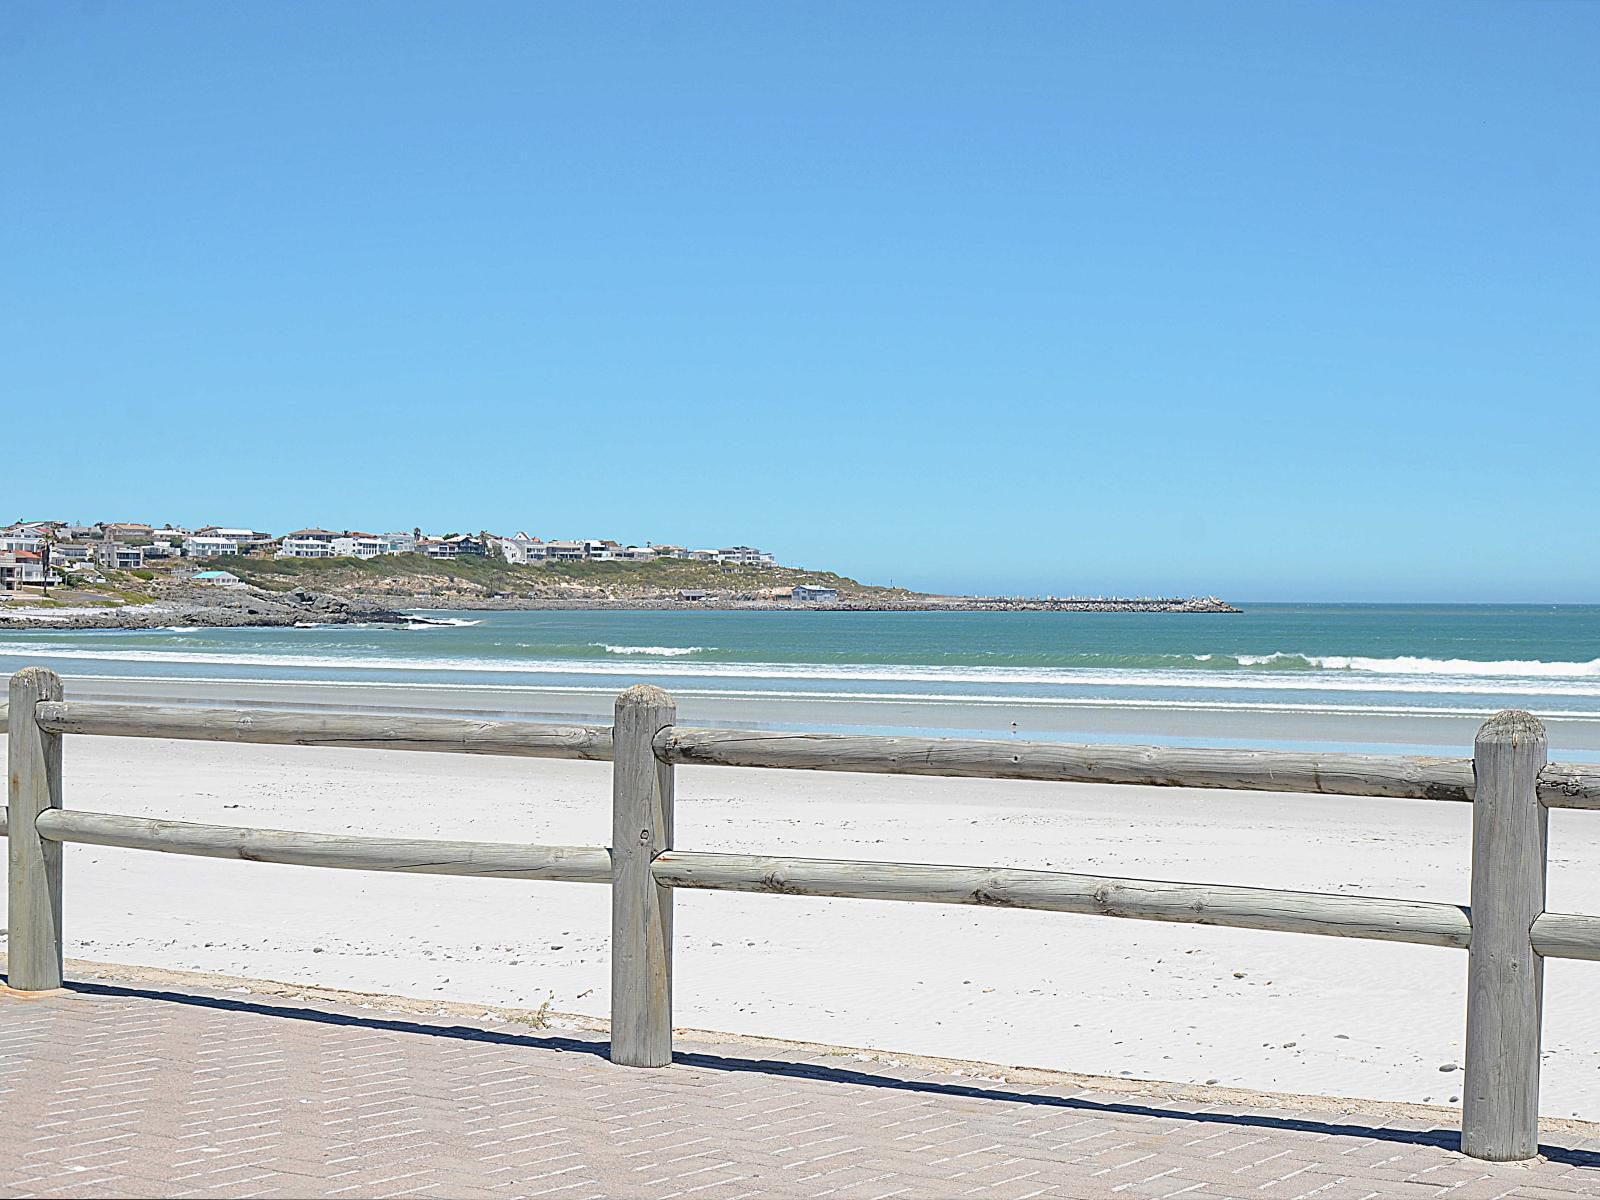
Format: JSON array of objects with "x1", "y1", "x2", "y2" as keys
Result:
[{"x1": 5, "y1": 734, "x2": 1600, "y2": 1117}]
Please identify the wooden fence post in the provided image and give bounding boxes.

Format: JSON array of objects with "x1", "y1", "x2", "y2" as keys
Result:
[
  {"x1": 7, "y1": 667, "x2": 65, "y2": 992},
  {"x1": 610, "y1": 684, "x2": 676, "y2": 1066},
  {"x1": 1461, "y1": 709, "x2": 1547, "y2": 1161}
]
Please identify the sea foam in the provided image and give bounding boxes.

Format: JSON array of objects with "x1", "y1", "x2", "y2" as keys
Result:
[{"x1": 594, "y1": 643, "x2": 707, "y2": 657}]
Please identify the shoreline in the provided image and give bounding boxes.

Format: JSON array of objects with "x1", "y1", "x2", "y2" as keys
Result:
[{"x1": 0, "y1": 590, "x2": 1241, "y2": 631}]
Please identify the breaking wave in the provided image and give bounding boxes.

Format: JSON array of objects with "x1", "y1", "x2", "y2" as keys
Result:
[{"x1": 594, "y1": 643, "x2": 708, "y2": 657}]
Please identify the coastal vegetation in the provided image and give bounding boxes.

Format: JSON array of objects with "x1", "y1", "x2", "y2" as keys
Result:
[{"x1": 205, "y1": 552, "x2": 913, "y2": 604}]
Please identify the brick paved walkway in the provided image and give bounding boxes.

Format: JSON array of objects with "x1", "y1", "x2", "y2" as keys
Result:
[{"x1": 3, "y1": 976, "x2": 1599, "y2": 1199}]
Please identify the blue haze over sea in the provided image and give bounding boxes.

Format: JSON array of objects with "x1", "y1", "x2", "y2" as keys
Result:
[{"x1": 5, "y1": 605, "x2": 1600, "y2": 762}]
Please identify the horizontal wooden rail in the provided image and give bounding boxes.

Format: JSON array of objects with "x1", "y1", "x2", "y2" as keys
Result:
[
  {"x1": 12, "y1": 809, "x2": 1600, "y2": 964},
  {"x1": 31, "y1": 701, "x2": 614, "y2": 760},
  {"x1": 1528, "y1": 912, "x2": 1600, "y2": 962},
  {"x1": 656, "y1": 727, "x2": 1600, "y2": 808},
  {"x1": 32, "y1": 809, "x2": 613, "y2": 882},
  {"x1": 1536, "y1": 765, "x2": 1600, "y2": 809},
  {"x1": 13, "y1": 701, "x2": 1600, "y2": 806},
  {"x1": 652, "y1": 849, "x2": 1474, "y2": 948}
]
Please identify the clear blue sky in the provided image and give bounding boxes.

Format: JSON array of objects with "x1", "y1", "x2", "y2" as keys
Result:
[{"x1": 4, "y1": 3, "x2": 1596, "y2": 601}]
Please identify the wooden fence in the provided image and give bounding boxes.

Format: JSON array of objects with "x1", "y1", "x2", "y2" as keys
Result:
[{"x1": 7, "y1": 665, "x2": 1600, "y2": 1161}]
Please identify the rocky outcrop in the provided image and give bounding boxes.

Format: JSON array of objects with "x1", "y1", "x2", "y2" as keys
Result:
[{"x1": 0, "y1": 586, "x2": 412, "y2": 631}]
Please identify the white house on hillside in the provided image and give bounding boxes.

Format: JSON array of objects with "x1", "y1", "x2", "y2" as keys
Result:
[
  {"x1": 496, "y1": 533, "x2": 548, "y2": 564},
  {"x1": 417, "y1": 534, "x2": 488, "y2": 560},
  {"x1": 331, "y1": 534, "x2": 386, "y2": 559},
  {"x1": 716, "y1": 546, "x2": 776, "y2": 566},
  {"x1": 189, "y1": 528, "x2": 272, "y2": 557},
  {"x1": 278, "y1": 530, "x2": 338, "y2": 558},
  {"x1": 185, "y1": 535, "x2": 245, "y2": 558}
]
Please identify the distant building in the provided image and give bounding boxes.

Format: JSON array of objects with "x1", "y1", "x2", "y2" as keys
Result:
[
  {"x1": 417, "y1": 534, "x2": 488, "y2": 560},
  {"x1": 792, "y1": 584, "x2": 838, "y2": 603},
  {"x1": 278, "y1": 530, "x2": 339, "y2": 558},
  {"x1": 51, "y1": 543, "x2": 93, "y2": 563},
  {"x1": 545, "y1": 540, "x2": 586, "y2": 562},
  {"x1": 0, "y1": 522, "x2": 57, "y2": 539},
  {"x1": 331, "y1": 533, "x2": 386, "y2": 559},
  {"x1": 621, "y1": 546, "x2": 657, "y2": 561},
  {"x1": 191, "y1": 528, "x2": 273, "y2": 556},
  {"x1": 716, "y1": 546, "x2": 775, "y2": 566},
  {"x1": 99, "y1": 523, "x2": 154, "y2": 542},
  {"x1": 13, "y1": 551, "x2": 48, "y2": 584},
  {"x1": 496, "y1": 534, "x2": 548, "y2": 565},
  {"x1": 0, "y1": 532, "x2": 45, "y2": 554},
  {"x1": 379, "y1": 532, "x2": 417, "y2": 555},
  {"x1": 191, "y1": 569, "x2": 243, "y2": 587},
  {"x1": 185, "y1": 534, "x2": 248, "y2": 558},
  {"x1": 677, "y1": 589, "x2": 709, "y2": 602},
  {"x1": 94, "y1": 543, "x2": 145, "y2": 570}
]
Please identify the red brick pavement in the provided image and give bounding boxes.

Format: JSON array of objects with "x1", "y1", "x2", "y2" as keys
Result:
[{"x1": 3, "y1": 973, "x2": 1599, "y2": 1199}]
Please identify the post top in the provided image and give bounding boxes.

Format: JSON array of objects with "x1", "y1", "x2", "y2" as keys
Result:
[
  {"x1": 616, "y1": 683, "x2": 674, "y2": 710},
  {"x1": 1476, "y1": 709, "x2": 1546, "y2": 744},
  {"x1": 9, "y1": 666, "x2": 63, "y2": 695}
]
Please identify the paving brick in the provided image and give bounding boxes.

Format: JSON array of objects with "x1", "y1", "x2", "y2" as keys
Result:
[{"x1": 2, "y1": 979, "x2": 1598, "y2": 1198}]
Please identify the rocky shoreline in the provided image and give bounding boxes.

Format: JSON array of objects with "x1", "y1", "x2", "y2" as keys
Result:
[
  {"x1": 0, "y1": 587, "x2": 415, "y2": 632},
  {"x1": 0, "y1": 586, "x2": 1238, "y2": 630}
]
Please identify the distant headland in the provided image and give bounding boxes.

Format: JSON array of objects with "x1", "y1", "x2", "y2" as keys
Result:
[{"x1": 0, "y1": 518, "x2": 1238, "y2": 628}]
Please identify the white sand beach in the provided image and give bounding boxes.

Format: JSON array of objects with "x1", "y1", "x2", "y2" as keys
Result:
[{"x1": 6, "y1": 733, "x2": 1600, "y2": 1118}]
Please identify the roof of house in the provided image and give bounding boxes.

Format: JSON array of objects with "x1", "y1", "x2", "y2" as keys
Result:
[{"x1": 285, "y1": 529, "x2": 338, "y2": 539}]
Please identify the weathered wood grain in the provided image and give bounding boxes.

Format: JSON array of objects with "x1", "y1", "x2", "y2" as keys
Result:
[
  {"x1": 31, "y1": 701, "x2": 613, "y2": 760},
  {"x1": 651, "y1": 850, "x2": 1473, "y2": 948},
  {"x1": 32, "y1": 808, "x2": 613, "y2": 881},
  {"x1": 1462, "y1": 710, "x2": 1548, "y2": 1163},
  {"x1": 656, "y1": 727, "x2": 1600, "y2": 808},
  {"x1": 611, "y1": 685, "x2": 676, "y2": 1068},
  {"x1": 658, "y1": 727, "x2": 1480, "y2": 798},
  {"x1": 1531, "y1": 762, "x2": 1600, "y2": 809},
  {"x1": 8, "y1": 668, "x2": 65, "y2": 990},
  {"x1": 1530, "y1": 911, "x2": 1600, "y2": 962}
]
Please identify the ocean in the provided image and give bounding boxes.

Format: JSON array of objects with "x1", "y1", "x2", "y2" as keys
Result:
[{"x1": 3, "y1": 604, "x2": 1598, "y2": 761}]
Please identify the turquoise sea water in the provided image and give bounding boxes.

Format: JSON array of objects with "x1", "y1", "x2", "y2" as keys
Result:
[{"x1": 3, "y1": 604, "x2": 1598, "y2": 759}]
